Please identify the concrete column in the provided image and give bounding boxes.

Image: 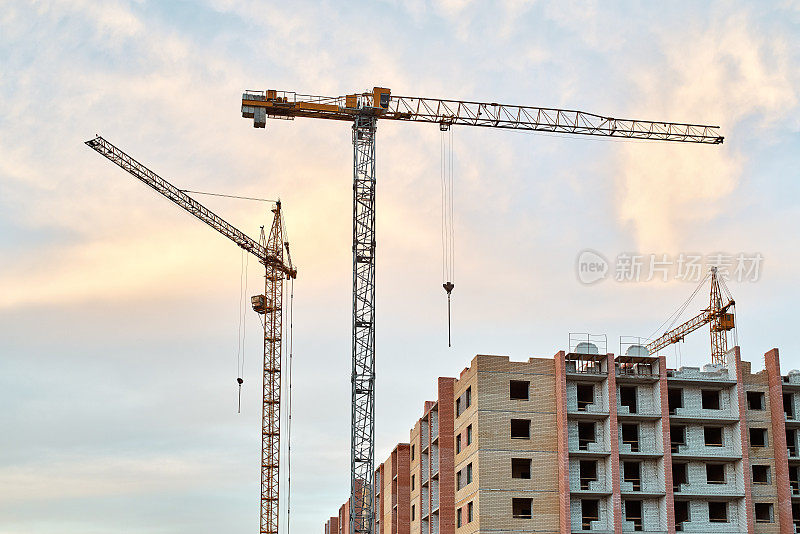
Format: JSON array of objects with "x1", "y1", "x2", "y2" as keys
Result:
[
  {"x1": 733, "y1": 347, "x2": 755, "y2": 533},
  {"x1": 657, "y1": 355, "x2": 676, "y2": 532},
  {"x1": 606, "y1": 354, "x2": 623, "y2": 532},
  {"x1": 765, "y1": 348, "x2": 794, "y2": 533},
  {"x1": 553, "y1": 351, "x2": 571, "y2": 534}
]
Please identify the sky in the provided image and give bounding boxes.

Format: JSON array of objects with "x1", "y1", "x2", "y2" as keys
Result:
[{"x1": 1, "y1": 0, "x2": 799, "y2": 532}]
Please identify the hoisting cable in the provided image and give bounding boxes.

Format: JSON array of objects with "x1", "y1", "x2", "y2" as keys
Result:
[
  {"x1": 180, "y1": 189, "x2": 278, "y2": 203},
  {"x1": 236, "y1": 248, "x2": 249, "y2": 413},
  {"x1": 286, "y1": 273, "x2": 294, "y2": 534},
  {"x1": 440, "y1": 129, "x2": 456, "y2": 347}
]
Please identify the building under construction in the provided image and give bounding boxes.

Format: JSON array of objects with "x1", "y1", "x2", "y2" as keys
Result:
[{"x1": 325, "y1": 343, "x2": 799, "y2": 533}]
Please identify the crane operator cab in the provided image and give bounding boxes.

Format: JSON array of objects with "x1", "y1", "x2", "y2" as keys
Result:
[{"x1": 251, "y1": 294, "x2": 271, "y2": 315}]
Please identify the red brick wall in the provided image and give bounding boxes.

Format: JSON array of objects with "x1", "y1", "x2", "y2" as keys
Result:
[
  {"x1": 606, "y1": 354, "x2": 623, "y2": 532},
  {"x1": 395, "y1": 443, "x2": 411, "y2": 534},
  {"x1": 765, "y1": 348, "x2": 794, "y2": 533},
  {"x1": 733, "y1": 347, "x2": 755, "y2": 534},
  {"x1": 658, "y1": 355, "x2": 676, "y2": 532},
  {"x1": 553, "y1": 351, "x2": 571, "y2": 534},
  {"x1": 438, "y1": 377, "x2": 457, "y2": 534}
]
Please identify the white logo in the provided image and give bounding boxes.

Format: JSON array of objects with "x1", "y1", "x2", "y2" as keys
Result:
[{"x1": 576, "y1": 249, "x2": 609, "y2": 285}]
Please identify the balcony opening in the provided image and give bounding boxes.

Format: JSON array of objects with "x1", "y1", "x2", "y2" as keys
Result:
[
  {"x1": 785, "y1": 393, "x2": 795, "y2": 419},
  {"x1": 709, "y1": 501, "x2": 728, "y2": 522},
  {"x1": 788, "y1": 429, "x2": 797, "y2": 456},
  {"x1": 620, "y1": 386, "x2": 638, "y2": 414},
  {"x1": 577, "y1": 384, "x2": 594, "y2": 411},
  {"x1": 706, "y1": 463, "x2": 725, "y2": 484},
  {"x1": 752, "y1": 464, "x2": 770, "y2": 485},
  {"x1": 793, "y1": 503, "x2": 800, "y2": 531},
  {"x1": 668, "y1": 388, "x2": 683, "y2": 415},
  {"x1": 578, "y1": 422, "x2": 596, "y2": 450},
  {"x1": 749, "y1": 427, "x2": 767, "y2": 448},
  {"x1": 747, "y1": 391, "x2": 765, "y2": 411},
  {"x1": 510, "y1": 419, "x2": 530, "y2": 440},
  {"x1": 672, "y1": 462, "x2": 687, "y2": 492},
  {"x1": 755, "y1": 503, "x2": 773, "y2": 523},
  {"x1": 623, "y1": 461, "x2": 641, "y2": 491},
  {"x1": 624, "y1": 499, "x2": 643, "y2": 531},
  {"x1": 579, "y1": 460, "x2": 597, "y2": 490},
  {"x1": 704, "y1": 426, "x2": 723, "y2": 447},
  {"x1": 510, "y1": 380, "x2": 529, "y2": 400},
  {"x1": 790, "y1": 466, "x2": 799, "y2": 495},
  {"x1": 621, "y1": 423, "x2": 639, "y2": 452},
  {"x1": 512, "y1": 497, "x2": 532, "y2": 519},
  {"x1": 674, "y1": 501, "x2": 690, "y2": 531},
  {"x1": 702, "y1": 389, "x2": 721, "y2": 410},
  {"x1": 671, "y1": 425, "x2": 686, "y2": 453},
  {"x1": 511, "y1": 458, "x2": 531, "y2": 479},
  {"x1": 581, "y1": 499, "x2": 599, "y2": 530}
]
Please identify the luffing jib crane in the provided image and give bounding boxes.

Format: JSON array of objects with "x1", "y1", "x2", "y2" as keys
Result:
[
  {"x1": 240, "y1": 86, "x2": 724, "y2": 534},
  {"x1": 85, "y1": 136, "x2": 296, "y2": 534},
  {"x1": 647, "y1": 267, "x2": 736, "y2": 364}
]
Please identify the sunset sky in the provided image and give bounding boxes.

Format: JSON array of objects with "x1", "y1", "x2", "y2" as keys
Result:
[{"x1": 1, "y1": 1, "x2": 799, "y2": 533}]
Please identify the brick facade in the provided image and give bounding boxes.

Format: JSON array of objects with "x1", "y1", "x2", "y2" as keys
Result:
[{"x1": 327, "y1": 346, "x2": 795, "y2": 534}]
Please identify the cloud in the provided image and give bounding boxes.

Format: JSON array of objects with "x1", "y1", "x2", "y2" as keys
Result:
[{"x1": 615, "y1": 10, "x2": 798, "y2": 250}]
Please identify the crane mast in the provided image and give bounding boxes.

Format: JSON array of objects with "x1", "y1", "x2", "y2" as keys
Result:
[
  {"x1": 86, "y1": 136, "x2": 295, "y2": 534},
  {"x1": 241, "y1": 86, "x2": 724, "y2": 534}
]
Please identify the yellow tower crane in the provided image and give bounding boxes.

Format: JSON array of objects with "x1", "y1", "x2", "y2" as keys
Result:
[
  {"x1": 85, "y1": 136, "x2": 296, "y2": 534},
  {"x1": 240, "y1": 86, "x2": 724, "y2": 534},
  {"x1": 647, "y1": 267, "x2": 736, "y2": 364}
]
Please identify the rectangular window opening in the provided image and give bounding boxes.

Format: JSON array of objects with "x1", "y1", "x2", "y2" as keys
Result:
[
  {"x1": 511, "y1": 419, "x2": 531, "y2": 440},
  {"x1": 623, "y1": 461, "x2": 641, "y2": 492},
  {"x1": 790, "y1": 466, "x2": 799, "y2": 495},
  {"x1": 704, "y1": 426, "x2": 723, "y2": 447},
  {"x1": 579, "y1": 460, "x2": 597, "y2": 490},
  {"x1": 581, "y1": 499, "x2": 599, "y2": 530},
  {"x1": 747, "y1": 391, "x2": 765, "y2": 411},
  {"x1": 467, "y1": 501, "x2": 473, "y2": 523},
  {"x1": 577, "y1": 383, "x2": 594, "y2": 411},
  {"x1": 785, "y1": 393, "x2": 795, "y2": 419},
  {"x1": 624, "y1": 499, "x2": 643, "y2": 531},
  {"x1": 621, "y1": 423, "x2": 640, "y2": 452},
  {"x1": 578, "y1": 422, "x2": 596, "y2": 450},
  {"x1": 752, "y1": 464, "x2": 770, "y2": 485},
  {"x1": 411, "y1": 505, "x2": 415, "y2": 521},
  {"x1": 787, "y1": 429, "x2": 797, "y2": 457},
  {"x1": 411, "y1": 474, "x2": 415, "y2": 491},
  {"x1": 511, "y1": 458, "x2": 531, "y2": 479},
  {"x1": 672, "y1": 462, "x2": 687, "y2": 492},
  {"x1": 466, "y1": 424, "x2": 473, "y2": 445},
  {"x1": 456, "y1": 507, "x2": 462, "y2": 528},
  {"x1": 709, "y1": 501, "x2": 728, "y2": 522},
  {"x1": 755, "y1": 503, "x2": 773, "y2": 523},
  {"x1": 510, "y1": 380, "x2": 529, "y2": 400},
  {"x1": 674, "y1": 501, "x2": 690, "y2": 530},
  {"x1": 702, "y1": 389, "x2": 721, "y2": 410},
  {"x1": 512, "y1": 497, "x2": 532, "y2": 519},
  {"x1": 411, "y1": 444, "x2": 415, "y2": 461},
  {"x1": 668, "y1": 388, "x2": 683, "y2": 415},
  {"x1": 706, "y1": 463, "x2": 725, "y2": 484},
  {"x1": 750, "y1": 427, "x2": 767, "y2": 448},
  {"x1": 671, "y1": 425, "x2": 686, "y2": 453},
  {"x1": 620, "y1": 386, "x2": 638, "y2": 414},
  {"x1": 456, "y1": 433, "x2": 461, "y2": 454}
]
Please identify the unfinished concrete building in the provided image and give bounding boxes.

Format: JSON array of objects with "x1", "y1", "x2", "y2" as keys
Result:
[{"x1": 326, "y1": 343, "x2": 798, "y2": 533}]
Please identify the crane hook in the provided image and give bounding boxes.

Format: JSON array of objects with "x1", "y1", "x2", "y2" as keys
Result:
[{"x1": 443, "y1": 282, "x2": 454, "y2": 347}]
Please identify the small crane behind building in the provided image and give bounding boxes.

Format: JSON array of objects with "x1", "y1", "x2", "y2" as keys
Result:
[
  {"x1": 86, "y1": 136, "x2": 296, "y2": 534},
  {"x1": 647, "y1": 267, "x2": 736, "y2": 364}
]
